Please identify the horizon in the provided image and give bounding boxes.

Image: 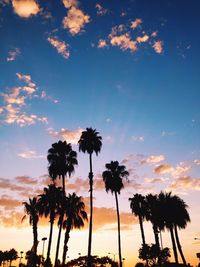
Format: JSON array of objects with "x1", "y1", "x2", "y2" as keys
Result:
[{"x1": 0, "y1": 0, "x2": 200, "y2": 267}]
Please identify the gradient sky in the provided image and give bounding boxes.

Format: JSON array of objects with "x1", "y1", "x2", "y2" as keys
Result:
[{"x1": 0, "y1": 0, "x2": 200, "y2": 266}]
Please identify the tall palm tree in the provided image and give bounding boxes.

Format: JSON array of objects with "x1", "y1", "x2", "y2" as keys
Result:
[
  {"x1": 173, "y1": 195, "x2": 190, "y2": 266},
  {"x1": 62, "y1": 193, "x2": 88, "y2": 265},
  {"x1": 47, "y1": 140, "x2": 78, "y2": 266},
  {"x1": 129, "y1": 194, "x2": 147, "y2": 245},
  {"x1": 102, "y1": 160, "x2": 129, "y2": 267},
  {"x1": 145, "y1": 194, "x2": 164, "y2": 267},
  {"x1": 38, "y1": 184, "x2": 63, "y2": 264},
  {"x1": 22, "y1": 197, "x2": 39, "y2": 265},
  {"x1": 78, "y1": 127, "x2": 102, "y2": 266},
  {"x1": 129, "y1": 194, "x2": 148, "y2": 266}
]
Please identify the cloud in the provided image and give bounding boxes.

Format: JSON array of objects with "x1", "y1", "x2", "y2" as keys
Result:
[
  {"x1": 98, "y1": 39, "x2": 107, "y2": 48},
  {"x1": 0, "y1": 211, "x2": 24, "y2": 228},
  {"x1": 15, "y1": 176, "x2": 38, "y2": 184},
  {"x1": 62, "y1": 6, "x2": 90, "y2": 35},
  {"x1": 110, "y1": 34, "x2": 137, "y2": 53},
  {"x1": 12, "y1": 0, "x2": 41, "y2": 18},
  {"x1": 16, "y1": 72, "x2": 36, "y2": 87},
  {"x1": 7, "y1": 48, "x2": 21, "y2": 61},
  {"x1": 153, "y1": 41, "x2": 163, "y2": 54},
  {"x1": 95, "y1": 3, "x2": 108, "y2": 16},
  {"x1": 130, "y1": 18, "x2": 142, "y2": 29},
  {"x1": 136, "y1": 34, "x2": 149, "y2": 43},
  {"x1": 47, "y1": 127, "x2": 83, "y2": 144},
  {"x1": 62, "y1": 0, "x2": 78, "y2": 9},
  {"x1": 41, "y1": 90, "x2": 58, "y2": 103},
  {"x1": 169, "y1": 176, "x2": 200, "y2": 191},
  {"x1": 47, "y1": 36, "x2": 70, "y2": 59},
  {"x1": 154, "y1": 164, "x2": 173, "y2": 174},
  {"x1": 161, "y1": 131, "x2": 176, "y2": 137},
  {"x1": 194, "y1": 160, "x2": 200, "y2": 165},
  {"x1": 131, "y1": 136, "x2": 144, "y2": 142},
  {"x1": 141, "y1": 154, "x2": 165, "y2": 165},
  {"x1": 0, "y1": 196, "x2": 21, "y2": 209},
  {"x1": 17, "y1": 150, "x2": 45, "y2": 159}
]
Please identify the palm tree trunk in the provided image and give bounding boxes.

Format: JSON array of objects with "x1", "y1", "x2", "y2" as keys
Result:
[
  {"x1": 139, "y1": 216, "x2": 148, "y2": 266},
  {"x1": 169, "y1": 226, "x2": 179, "y2": 265},
  {"x1": 54, "y1": 212, "x2": 64, "y2": 267},
  {"x1": 115, "y1": 191, "x2": 122, "y2": 267},
  {"x1": 33, "y1": 220, "x2": 38, "y2": 267},
  {"x1": 153, "y1": 225, "x2": 161, "y2": 267},
  {"x1": 62, "y1": 226, "x2": 71, "y2": 265},
  {"x1": 174, "y1": 225, "x2": 187, "y2": 266},
  {"x1": 87, "y1": 153, "x2": 93, "y2": 267},
  {"x1": 46, "y1": 219, "x2": 54, "y2": 261}
]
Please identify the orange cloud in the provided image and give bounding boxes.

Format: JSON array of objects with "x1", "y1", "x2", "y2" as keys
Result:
[
  {"x1": 110, "y1": 34, "x2": 137, "y2": 53},
  {"x1": 169, "y1": 176, "x2": 200, "y2": 191},
  {"x1": 12, "y1": 0, "x2": 41, "y2": 18},
  {"x1": 154, "y1": 164, "x2": 173, "y2": 174},
  {"x1": 152, "y1": 41, "x2": 163, "y2": 54},
  {"x1": 17, "y1": 150, "x2": 45, "y2": 159},
  {"x1": 7, "y1": 48, "x2": 21, "y2": 61},
  {"x1": 63, "y1": 0, "x2": 78, "y2": 9},
  {"x1": 98, "y1": 39, "x2": 107, "y2": 48},
  {"x1": 0, "y1": 196, "x2": 21, "y2": 209},
  {"x1": 136, "y1": 34, "x2": 149, "y2": 43},
  {"x1": 47, "y1": 37, "x2": 70, "y2": 59},
  {"x1": 130, "y1": 18, "x2": 142, "y2": 29},
  {"x1": 47, "y1": 127, "x2": 83, "y2": 144},
  {"x1": 141, "y1": 154, "x2": 165, "y2": 165},
  {"x1": 63, "y1": 7, "x2": 90, "y2": 35},
  {"x1": 15, "y1": 176, "x2": 38, "y2": 185}
]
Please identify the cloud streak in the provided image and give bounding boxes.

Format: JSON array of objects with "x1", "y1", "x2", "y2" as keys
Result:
[{"x1": 47, "y1": 37, "x2": 70, "y2": 59}]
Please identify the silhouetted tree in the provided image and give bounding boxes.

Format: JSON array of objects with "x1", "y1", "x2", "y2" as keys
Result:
[
  {"x1": 62, "y1": 193, "x2": 88, "y2": 265},
  {"x1": 22, "y1": 197, "x2": 39, "y2": 264},
  {"x1": 47, "y1": 140, "x2": 78, "y2": 267},
  {"x1": 102, "y1": 160, "x2": 129, "y2": 267},
  {"x1": 78, "y1": 127, "x2": 102, "y2": 266},
  {"x1": 8, "y1": 249, "x2": 18, "y2": 267},
  {"x1": 38, "y1": 184, "x2": 63, "y2": 265},
  {"x1": 129, "y1": 194, "x2": 148, "y2": 266}
]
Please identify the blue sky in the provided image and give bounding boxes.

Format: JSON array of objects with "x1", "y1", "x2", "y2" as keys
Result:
[{"x1": 0, "y1": 0, "x2": 200, "y2": 266}]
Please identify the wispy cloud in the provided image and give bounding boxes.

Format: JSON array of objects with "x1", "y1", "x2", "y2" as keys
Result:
[
  {"x1": 131, "y1": 135, "x2": 144, "y2": 142},
  {"x1": 47, "y1": 127, "x2": 83, "y2": 144},
  {"x1": 47, "y1": 36, "x2": 70, "y2": 59},
  {"x1": 17, "y1": 150, "x2": 45, "y2": 159},
  {"x1": 7, "y1": 48, "x2": 21, "y2": 61},
  {"x1": 141, "y1": 154, "x2": 165, "y2": 165},
  {"x1": 169, "y1": 176, "x2": 200, "y2": 191},
  {"x1": 0, "y1": 73, "x2": 57, "y2": 126},
  {"x1": 95, "y1": 3, "x2": 108, "y2": 16},
  {"x1": 153, "y1": 41, "x2": 163, "y2": 54},
  {"x1": 12, "y1": 0, "x2": 41, "y2": 18},
  {"x1": 154, "y1": 164, "x2": 173, "y2": 174},
  {"x1": 63, "y1": 6, "x2": 90, "y2": 35}
]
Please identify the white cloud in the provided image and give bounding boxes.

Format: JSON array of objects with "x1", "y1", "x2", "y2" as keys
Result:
[
  {"x1": 47, "y1": 36, "x2": 70, "y2": 59},
  {"x1": 141, "y1": 154, "x2": 165, "y2": 165},
  {"x1": 194, "y1": 160, "x2": 200, "y2": 165},
  {"x1": 62, "y1": 6, "x2": 90, "y2": 35},
  {"x1": 7, "y1": 48, "x2": 21, "y2": 61},
  {"x1": 131, "y1": 136, "x2": 144, "y2": 142},
  {"x1": 153, "y1": 41, "x2": 163, "y2": 54},
  {"x1": 18, "y1": 150, "x2": 45, "y2": 159},
  {"x1": 12, "y1": 0, "x2": 41, "y2": 18},
  {"x1": 48, "y1": 128, "x2": 83, "y2": 144},
  {"x1": 130, "y1": 18, "x2": 142, "y2": 29}
]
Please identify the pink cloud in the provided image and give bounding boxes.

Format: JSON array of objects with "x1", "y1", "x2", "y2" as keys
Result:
[
  {"x1": 153, "y1": 41, "x2": 163, "y2": 54},
  {"x1": 12, "y1": 0, "x2": 41, "y2": 18},
  {"x1": 7, "y1": 48, "x2": 21, "y2": 61},
  {"x1": 130, "y1": 18, "x2": 142, "y2": 29},
  {"x1": 47, "y1": 36, "x2": 70, "y2": 59},
  {"x1": 110, "y1": 34, "x2": 137, "y2": 53}
]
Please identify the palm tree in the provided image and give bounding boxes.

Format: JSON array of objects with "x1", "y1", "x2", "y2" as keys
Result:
[
  {"x1": 129, "y1": 194, "x2": 147, "y2": 245},
  {"x1": 102, "y1": 160, "x2": 129, "y2": 267},
  {"x1": 47, "y1": 140, "x2": 78, "y2": 266},
  {"x1": 62, "y1": 193, "x2": 88, "y2": 265},
  {"x1": 129, "y1": 194, "x2": 148, "y2": 266},
  {"x1": 22, "y1": 197, "x2": 39, "y2": 266},
  {"x1": 38, "y1": 184, "x2": 63, "y2": 264},
  {"x1": 158, "y1": 192, "x2": 179, "y2": 265},
  {"x1": 78, "y1": 127, "x2": 102, "y2": 265},
  {"x1": 159, "y1": 192, "x2": 190, "y2": 266}
]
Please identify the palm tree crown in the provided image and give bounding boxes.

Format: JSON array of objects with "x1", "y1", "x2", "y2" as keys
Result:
[
  {"x1": 102, "y1": 161, "x2": 129, "y2": 194},
  {"x1": 78, "y1": 127, "x2": 102, "y2": 156}
]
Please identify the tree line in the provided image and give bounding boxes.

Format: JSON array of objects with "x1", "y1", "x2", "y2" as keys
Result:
[{"x1": 3, "y1": 128, "x2": 190, "y2": 267}]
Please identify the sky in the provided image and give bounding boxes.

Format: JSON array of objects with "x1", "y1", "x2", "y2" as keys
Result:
[{"x1": 0, "y1": 0, "x2": 200, "y2": 266}]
